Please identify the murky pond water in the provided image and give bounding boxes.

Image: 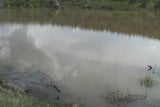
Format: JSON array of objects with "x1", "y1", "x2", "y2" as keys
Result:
[{"x1": 0, "y1": 9, "x2": 160, "y2": 107}]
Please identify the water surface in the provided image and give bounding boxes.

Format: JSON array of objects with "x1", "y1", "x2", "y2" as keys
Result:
[{"x1": 0, "y1": 9, "x2": 160, "y2": 107}]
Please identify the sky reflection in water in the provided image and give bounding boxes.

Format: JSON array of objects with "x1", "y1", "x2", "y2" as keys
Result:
[{"x1": 0, "y1": 24, "x2": 160, "y2": 107}]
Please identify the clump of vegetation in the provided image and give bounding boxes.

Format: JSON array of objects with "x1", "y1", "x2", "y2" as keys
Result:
[
  {"x1": 0, "y1": 79, "x2": 84, "y2": 107},
  {"x1": 154, "y1": 0, "x2": 160, "y2": 11},
  {"x1": 0, "y1": 0, "x2": 160, "y2": 10},
  {"x1": 0, "y1": 86, "x2": 84, "y2": 107},
  {"x1": 140, "y1": 76, "x2": 156, "y2": 88},
  {"x1": 0, "y1": 86, "x2": 54, "y2": 107},
  {"x1": 1, "y1": 0, "x2": 63, "y2": 8},
  {"x1": 140, "y1": 76, "x2": 157, "y2": 97}
]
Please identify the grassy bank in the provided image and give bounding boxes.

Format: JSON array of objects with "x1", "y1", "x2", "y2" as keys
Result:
[
  {"x1": 0, "y1": 87, "x2": 53, "y2": 107},
  {"x1": 0, "y1": 86, "x2": 84, "y2": 107},
  {"x1": 0, "y1": 0, "x2": 160, "y2": 10}
]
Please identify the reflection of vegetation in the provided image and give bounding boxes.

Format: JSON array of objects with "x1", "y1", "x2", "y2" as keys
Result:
[{"x1": 0, "y1": 9, "x2": 160, "y2": 40}]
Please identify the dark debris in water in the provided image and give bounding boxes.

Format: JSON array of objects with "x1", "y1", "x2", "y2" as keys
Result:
[{"x1": 101, "y1": 89, "x2": 146, "y2": 106}]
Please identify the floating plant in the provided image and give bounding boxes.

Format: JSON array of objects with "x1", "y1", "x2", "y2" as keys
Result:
[
  {"x1": 140, "y1": 76, "x2": 158, "y2": 97},
  {"x1": 140, "y1": 76, "x2": 156, "y2": 88}
]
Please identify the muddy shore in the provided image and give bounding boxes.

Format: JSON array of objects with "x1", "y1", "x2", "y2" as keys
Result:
[{"x1": 0, "y1": 64, "x2": 80, "y2": 104}]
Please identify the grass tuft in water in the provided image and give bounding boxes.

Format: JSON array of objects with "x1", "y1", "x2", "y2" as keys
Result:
[
  {"x1": 140, "y1": 76, "x2": 156, "y2": 88},
  {"x1": 139, "y1": 76, "x2": 158, "y2": 97}
]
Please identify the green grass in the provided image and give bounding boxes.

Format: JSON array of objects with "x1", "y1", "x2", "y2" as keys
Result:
[
  {"x1": 0, "y1": 87, "x2": 84, "y2": 107},
  {"x1": 140, "y1": 76, "x2": 156, "y2": 88},
  {"x1": 1, "y1": 0, "x2": 160, "y2": 10},
  {"x1": 0, "y1": 87, "x2": 54, "y2": 107},
  {"x1": 62, "y1": 0, "x2": 160, "y2": 10}
]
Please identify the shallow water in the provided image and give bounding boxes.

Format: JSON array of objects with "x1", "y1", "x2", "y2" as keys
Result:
[{"x1": 0, "y1": 9, "x2": 160, "y2": 107}]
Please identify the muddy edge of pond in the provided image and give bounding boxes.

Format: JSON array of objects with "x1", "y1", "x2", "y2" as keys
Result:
[{"x1": 0, "y1": 64, "x2": 80, "y2": 103}]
